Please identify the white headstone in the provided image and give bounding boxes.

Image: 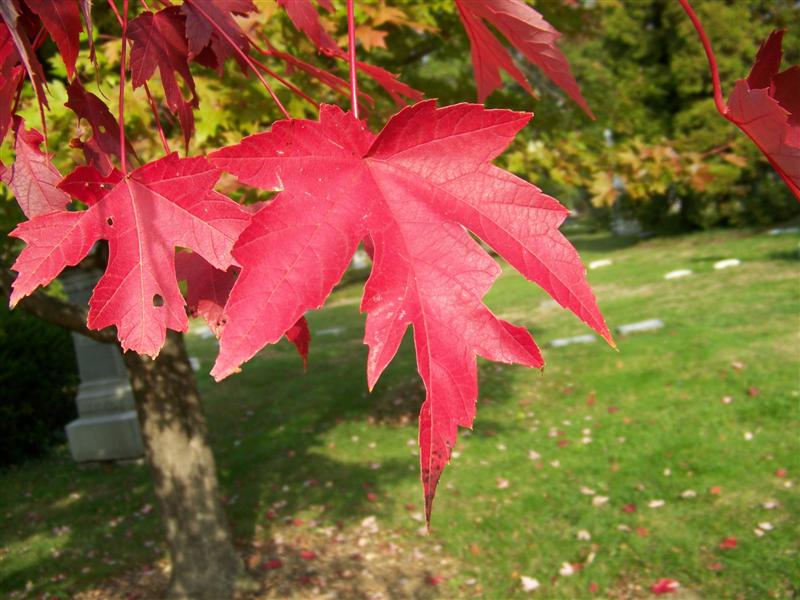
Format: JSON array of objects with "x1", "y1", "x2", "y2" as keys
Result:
[
  {"x1": 589, "y1": 259, "x2": 613, "y2": 270},
  {"x1": 550, "y1": 334, "x2": 598, "y2": 348},
  {"x1": 616, "y1": 319, "x2": 664, "y2": 335},
  {"x1": 714, "y1": 259, "x2": 741, "y2": 270},
  {"x1": 664, "y1": 269, "x2": 692, "y2": 280}
]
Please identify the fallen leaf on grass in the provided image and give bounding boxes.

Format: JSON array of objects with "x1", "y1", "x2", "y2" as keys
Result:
[
  {"x1": 520, "y1": 575, "x2": 540, "y2": 592},
  {"x1": 719, "y1": 536, "x2": 738, "y2": 550},
  {"x1": 622, "y1": 503, "x2": 637, "y2": 513},
  {"x1": 651, "y1": 578, "x2": 680, "y2": 594},
  {"x1": 260, "y1": 559, "x2": 283, "y2": 570}
]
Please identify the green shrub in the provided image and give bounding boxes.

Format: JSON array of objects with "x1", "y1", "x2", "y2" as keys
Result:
[{"x1": 0, "y1": 304, "x2": 79, "y2": 467}]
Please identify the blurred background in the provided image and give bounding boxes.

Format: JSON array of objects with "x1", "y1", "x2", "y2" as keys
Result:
[{"x1": 0, "y1": 1, "x2": 798, "y2": 598}]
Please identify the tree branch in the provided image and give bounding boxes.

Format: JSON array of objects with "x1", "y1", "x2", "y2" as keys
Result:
[{"x1": 0, "y1": 267, "x2": 117, "y2": 345}]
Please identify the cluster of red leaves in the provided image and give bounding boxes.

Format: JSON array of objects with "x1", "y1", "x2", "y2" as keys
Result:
[
  {"x1": 1, "y1": 0, "x2": 797, "y2": 520},
  {"x1": 0, "y1": 0, "x2": 610, "y2": 520}
]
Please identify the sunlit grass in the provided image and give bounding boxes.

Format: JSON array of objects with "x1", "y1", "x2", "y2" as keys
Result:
[{"x1": 0, "y1": 227, "x2": 798, "y2": 598}]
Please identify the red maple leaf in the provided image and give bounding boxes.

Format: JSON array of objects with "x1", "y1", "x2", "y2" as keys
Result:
[
  {"x1": 128, "y1": 7, "x2": 198, "y2": 149},
  {"x1": 719, "y1": 536, "x2": 738, "y2": 550},
  {"x1": 209, "y1": 101, "x2": 611, "y2": 521},
  {"x1": 0, "y1": 1, "x2": 48, "y2": 114},
  {"x1": 1, "y1": 117, "x2": 70, "y2": 219},
  {"x1": 24, "y1": 0, "x2": 82, "y2": 79},
  {"x1": 725, "y1": 30, "x2": 799, "y2": 200},
  {"x1": 454, "y1": 0, "x2": 594, "y2": 117},
  {"x1": 182, "y1": 0, "x2": 256, "y2": 74},
  {"x1": 174, "y1": 250, "x2": 311, "y2": 365},
  {"x1": 651, "y1": 578, "x2": 680, "y2": 595},
  {"x1": 65, "y1": 79, "x2": 135, "y2": 175},
  {"x1": 0, "y1": 20, "x2": 24, "y2": 144},
  {"x1": 278, "y1": 0, "x2": 339, "y2": 55},
  {"x1": 276, "y1": 0, "x2": 422, "y2": 106},
  {"x1": 175, "y1": 251, "x2": 237, "y2": 337},
  {"x1": 9, "y1": 154, "x2": 250, "y2": 357}
]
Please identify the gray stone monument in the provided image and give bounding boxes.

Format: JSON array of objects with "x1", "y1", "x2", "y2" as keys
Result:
[{"x1": 61, "y1": 269, "x2": 144, "y2": 462}]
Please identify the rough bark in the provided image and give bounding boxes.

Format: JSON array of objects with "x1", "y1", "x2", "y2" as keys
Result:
[
  {"x1": 2, "y1": 259, "x2": 247, "y2": 598},
  {"x1": 0, "y1": 266, "x2": 116, "y2": 344},
  {"x1": 123, "y1": 330, "x2": 246, "y2": 600}
]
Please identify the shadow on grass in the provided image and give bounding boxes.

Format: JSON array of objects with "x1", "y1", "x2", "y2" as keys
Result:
[
  {"x1": 0, "y1": 300, "x2": 518, "y2": 598},
  {"x1": 768, "y1": 249, "x2": 800, "y2": 262},
  {"x1": 568, "y1": 234, "x2": 641, "y2": 254}
]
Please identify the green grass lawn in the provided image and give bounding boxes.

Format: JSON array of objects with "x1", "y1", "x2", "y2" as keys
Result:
[{"x1": 1, "y1": 227, "x2": 798, "y2": 598}]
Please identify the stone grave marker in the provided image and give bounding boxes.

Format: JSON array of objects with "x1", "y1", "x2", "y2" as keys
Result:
[
  {"x1": 61, "y1": 269, "x2": 144, "y2": 462},
  {"x1": 617, "y1": 319, "x2": 664, "y2": 336}
]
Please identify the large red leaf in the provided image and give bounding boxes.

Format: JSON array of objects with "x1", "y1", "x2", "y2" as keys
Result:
[
  {"x1": 128, "y1": 7, "x2": 198, "y2": 148},
  {"x1": 210, "y1": 101, "x2": 611, "y2": 521},
  {"x1": 25, "y1": 0, "x2": 82, "y2": 79},
  {"x1": 724, "y1": 30, "x2": 799, "y2": 200},
  {"x1": 1, "y1": 118, "x2": 70, "y2": 218},
  {"x1": 455, "y1": 0, "x2": 593, "y2": 117},
  {"x1": 9, "y1": 154, "x2": 250, "y2": 357}
]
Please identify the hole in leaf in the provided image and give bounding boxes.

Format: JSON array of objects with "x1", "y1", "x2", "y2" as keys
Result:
[
  {"x1": 106, "y1": 217, "x2": 114, "y2": 226},
  {"x1": 153, "y1": 294, "x2": 164, "y2": 307}
]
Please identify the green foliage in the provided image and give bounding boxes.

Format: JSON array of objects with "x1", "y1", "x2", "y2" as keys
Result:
[
  {"x1": 0, "y1": 301, "x2": 78, "y2": 468},
  {"x1": 509, "y1": 0, "x2": 799, "y2": 229}
]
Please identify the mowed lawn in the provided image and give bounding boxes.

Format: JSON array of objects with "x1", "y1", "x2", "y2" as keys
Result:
[{"x1": 0, "y1": 228, "x2": 798, "y2": 599}]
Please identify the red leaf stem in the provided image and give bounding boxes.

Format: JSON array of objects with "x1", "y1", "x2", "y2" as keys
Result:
[
  {"x1": 677, "y1": 0, "x2": 726, "y2": 116},
  {"x1": 183, "y1": 0, "x2": 290, "y2": 120},
  {"x1": 107, "y1": 0, "x2": 129, "y2": 173},
  {"x1": 143, "y1": 81, "x2": 171, "y2": 155},
  {"x1": 346, "y1": 0, "x2": 359, "y2": 119}
]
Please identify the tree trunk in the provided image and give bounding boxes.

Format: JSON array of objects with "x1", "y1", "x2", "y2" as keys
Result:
[{"x1": 123, "y1": 331, "x2": 246, "y2": 600}]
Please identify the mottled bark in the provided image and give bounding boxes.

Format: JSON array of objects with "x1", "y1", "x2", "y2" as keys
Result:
[
  {"x1": 3, "y1": 260, "x2": 247, "y2": 598},
  {"x1": 123, "y1": 331, "x2": 245, "y2": 600}
]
